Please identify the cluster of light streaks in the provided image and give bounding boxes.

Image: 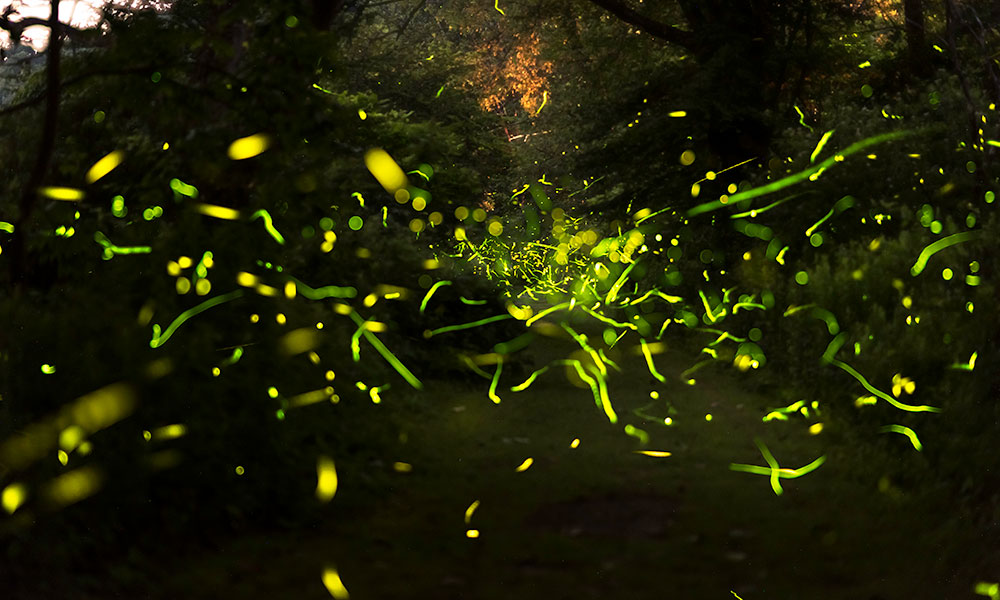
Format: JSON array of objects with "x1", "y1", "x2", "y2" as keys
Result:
[
  {"x1": 4, "y1": 79, "x2": 995, "y2": 598},
  {"x1": 729, "y1": 439, "x2": 826, "y2": 496},
  {"x1": 686, "y1": 130, "x2": 916, "y2": 217},
  {"x1": 0, "y1": 383, "x2": 136, "y2": 515}
]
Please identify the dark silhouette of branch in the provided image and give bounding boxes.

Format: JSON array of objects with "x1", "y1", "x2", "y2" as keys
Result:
[
  {"x1": 585, "y1": 0, "x2": 697, "y2": 50},
  {"x1": 0, "y1": 65, "x2": 181, "y2": 117},
  {"x1": 395, "y1": 0, "x2": 428, "y2": 40},
  {"x1": 0, "y1": 4, "x2": 90, "y2": 44}
]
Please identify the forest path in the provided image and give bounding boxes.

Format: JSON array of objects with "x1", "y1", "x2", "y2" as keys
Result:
[{"x1": 152, "y1": 319, "x2": 983, "y2": 600}]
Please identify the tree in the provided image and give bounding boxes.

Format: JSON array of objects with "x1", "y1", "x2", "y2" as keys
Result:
[{"x1": 903, "y1": 0, "x2": 931, "y2": 78}]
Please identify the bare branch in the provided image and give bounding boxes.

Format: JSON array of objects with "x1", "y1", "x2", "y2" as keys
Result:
[
  {"x1": 586, "y1": 0, "x2": 697, "y2": 50},
  {"x1": 0, "y1": 65, "x2": 162, "y2": 117},
  {"x1": 395, "y1": 0, "x2": 428, "y2": 40},
  {"x1": 0, "y1": 6, "x2": 91, "y2": 44}
]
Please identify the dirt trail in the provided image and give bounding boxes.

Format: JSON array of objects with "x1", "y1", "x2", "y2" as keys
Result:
[{"x1": 148, "y1": 319, "x2": 982, "y2": 600}]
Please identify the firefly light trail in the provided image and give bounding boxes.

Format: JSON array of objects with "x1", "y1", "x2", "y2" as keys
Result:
[
  {"x1": 149, "y1": 290, "x2": 244, "y2": 348},
  {"x1": 687, "y1": 130, "x2": 916, "y2": 216}
]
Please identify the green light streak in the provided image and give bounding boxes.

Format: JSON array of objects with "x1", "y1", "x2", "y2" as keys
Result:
[
  {"x1": 762, "y1": 411, "x2": 788, "y2": 422},
  {"x1": 829, "y1": 359, "x2": 940, "y2": 412},
  {"x1": 193, "y1": 251, "x2": 212, "y2": 281},
  {"x1": 706, "y1": 331, "x2": 747, "y2": 346},
  {"x1": 783, "y1": 303, "x2": 816, "y2": 316},
  {"x1": 692, "y1": 157, "x2": 757, "y2": 186},
  {"x1": 806, "y1": 195, "x2": 855, "y2": 236},
  {"x1": 974, "y1": 581, "x2": 999, "y2": 599},
  {"x1": 810, "y1": 129, "x2": 835, "y2": 163},
  {"x1": 606, "y1": 260, "x2": 638, "y2": 304},
  {"x1": 811, "y1": 307, "x2": 840, "y2": 335},
  {"x1": 312, "y1": 83, "x2": 334, "y2": 94},
  {"x1": 598, "y1": 349, "x2": 621, "y2": 372},
  {"x1": 634, "y1": 206, "x2": 672, "y2": 225},
  {"x1": 732, "y1": 302, "x2": 766, "y2": 313},
  {"x1": 525, "y1": 302, "x2": 572, "y2": 327},
  {"x1": 459, "y1": 355, "x2": 493, "y2": 379},
  {"x1": 594, "y1": 369, "x2": 615, "y2": 423},
  {"x1": 948, "y1": 351, "x2": 977, "y2": 371},
  {"x1": 879, "y1": 424, "x2": 923, "y2": 451},
  {"x1": 169, "y1": 178, "x2": 198, "y2": 198},
  {"x1": 494, "y1": 0, "x2": 505, "y2": 15},
  {"x1": 250, "y1": 209, "x2": 285, "y2": 244},
  {"x1": 580, "y1": 305, "x2": 637, "y2": 331},
  {"x1": 93, "y1": 231, "x2": 151, "y2": 260},
  {"x1": 488, "y1": 356, "x2": 503, "y2": 404},
  {"x1": 511, "y1": 366, "x2": 549, "y2": 392},
  {"x1": 762, "y1": 400, "x2": 814, "y2": 422},
  {"x1": 775, "y1": 246, "x2": 789, "y2": 265},
  {"x1": 758, "y1": 438, "x2": 781, "y2": 495},
  {"x1": 624, "y1": 424, "x2": 649, "y2": 445},
  {"x1": 407, "y1": 169, "x2": 431, "y2": 182},
  {"x1": 351, "y1": 324, "x2": 364, "y2": 361},
  {"x1": 460, "y1": 297, "x2": 487, "y2": 305},
  {"x1": 805, "y1": 208, "x2": 834, "y2": 237},
  {"x1": 728, "y1": 194, "x2": 801, "y2": 219},
  {"x1": 0, "y1": 221, "x2": 13, "y2": 233},
  {"x1": 729, "y1": 438, "x2": 826, "y2": 496},
  {"x1": 288, "y1": 276, "x2": 358, "y2": 299},
  {"x1": 348, "y1": 311, "x2": 422, "y2": 390},
  {"x1": 382, "y1": 206, "x2": 388, "y2": 227},
  {"x1": 656, "y1": 318, "x2": 671, "y2": 339},
  {"x1": 221, "y1": 347, "x2": 243, "y2": 366},
  {"x1": 494, "y1": 332, "x2": 535, "y2": 354},
  {"x1": 688, "y1": 130, "x2": 915, "y2": 217},
  {"x1": 698, "y1": 290, "x2": 726, "y2": 323},
  {"x1": 562, "y1": 323, "x2": 607, "y2": 376},
  {"x1": 426, "y1": 314, "x2": 514, "y2": 337},
  {"x1": 910, "y1": 231, "x2": 980, "y2": 275},
  {"x1": 822, "y1": 332, "x2": 848, "y2": 363},
  {"x1": 793, "y1": 105, "x2": 814, "y2": 131},
  {"x1": 150, "y1": 290, "x2": 243, "y2": 348},
  {"x1": 419, "y1": 280, "x2": 452, "y2": 313},
  {"x1": 567, "y1": 176, "x2": 604, "y2": 198},
  {"x1": 640, "y1": 339, "x2": 666, "y2": 383},
  {"x1": 680, "y1": 358, "x2": 714, "y2": 380},
  {"x1": 628, "y1": 289, "x2": 683, "y2": 305},
  {"x1": 435, "y1": 85, "x2": 445, "y2": 98},
  {"x1": 557, "y1": 359, "x2": 616, "y2": 423}
]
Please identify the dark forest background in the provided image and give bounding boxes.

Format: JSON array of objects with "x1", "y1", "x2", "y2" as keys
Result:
[{"x1": 1, "y1": 1, "x2": 999, "y2": 598}]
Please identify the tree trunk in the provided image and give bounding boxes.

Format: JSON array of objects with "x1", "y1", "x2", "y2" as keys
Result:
[
  {"x1": 903, "y1": 0, "x2": 931, "y2": 78},
  {"x1": 8, "y1": 0, "x2": 62, "y2": 292}
]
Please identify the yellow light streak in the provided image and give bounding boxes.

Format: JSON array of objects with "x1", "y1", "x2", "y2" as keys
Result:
[
  {"x1": 85, "y1": 150, "x2": 124, "y2": 183},
  {"x1": 227, "y1": 133, "x2": 271, "y2": 160}
]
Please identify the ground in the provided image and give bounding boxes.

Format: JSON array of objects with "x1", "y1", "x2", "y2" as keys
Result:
[{"x1": 87, "y1": 321, "x2": 994, "y2": 600}]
